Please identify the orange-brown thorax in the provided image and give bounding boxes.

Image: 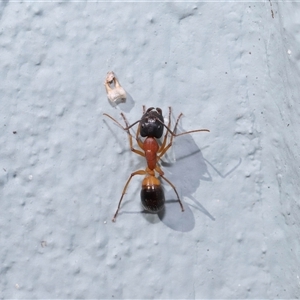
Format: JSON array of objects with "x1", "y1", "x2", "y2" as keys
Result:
[{"x1": 143, "y1": 137, "x2": 159, "y2": 170}]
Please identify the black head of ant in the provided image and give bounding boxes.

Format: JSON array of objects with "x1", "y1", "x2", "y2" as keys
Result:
[{"x1": 140, "y1": 107, "x2": 164, "y2": 139}]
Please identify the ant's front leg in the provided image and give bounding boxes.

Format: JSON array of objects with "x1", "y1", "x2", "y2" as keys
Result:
[
  {"x1": 158, "y1": 107, "x2": 172, "y2": 156},
  {"x1": 157, "y1": 110, "x2": 181, "y2": 159},
  {"x1": 170, "y1": 112, "x2": 210, "y2": 138},
  {"x1": 158, "y1": 111, "x2": 210, "y2": 160},
  {"x1": 120, "y1": 113, "x2": 144, "y2": 157},
  {"x1": 103, "y1": 112, "x2": 144, "y2": 157}
]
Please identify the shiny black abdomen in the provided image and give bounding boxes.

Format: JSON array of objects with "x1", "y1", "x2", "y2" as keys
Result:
[{"x1": 141, "y1": 186, "x2": 165, "y2": 213}]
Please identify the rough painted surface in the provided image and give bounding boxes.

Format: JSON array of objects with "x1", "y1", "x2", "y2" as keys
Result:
[{"x1": 1, "y1": 2, "x2": 300, "y2": 299}]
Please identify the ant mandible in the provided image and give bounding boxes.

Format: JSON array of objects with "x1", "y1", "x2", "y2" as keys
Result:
[{"x1": 103, "y1": 106, "x2": 209, "y2": 222}]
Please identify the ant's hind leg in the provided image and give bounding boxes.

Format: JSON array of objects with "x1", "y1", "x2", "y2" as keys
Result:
[
  {"x1": 112, "y1": 170, "x2": 146, "y2": 222},
  {"x1": 160, "y1": 174, "x2": 184, "y2": 212},
  {"x1": 155, "y1": 164, "x2": 184, "y2": 212}
]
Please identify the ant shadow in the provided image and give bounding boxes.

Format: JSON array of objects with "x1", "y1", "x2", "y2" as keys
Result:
[
  {"x1": 114, "y1": 140, "x2": 241, "y2": 231},
  {"x1": 155, "y1": 134, "x2": 241, "y2": 231},
  {"x1": 157, "y1": 132, "x2": 213, "y2": 231},
  {"x1": 104, "y1": 109, "x2": 241, "y2": 230},
  {"x1": 110, "y1": 132, "x2": 211, "y2": 230}
]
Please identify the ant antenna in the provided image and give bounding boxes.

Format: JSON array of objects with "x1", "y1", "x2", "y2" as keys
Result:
[
  {"x1": 103, "y1": 113, "x2": 141, "y2": 131},
  {"x1": 156, "y1": 115, "x2": 210, "y2": 137}
]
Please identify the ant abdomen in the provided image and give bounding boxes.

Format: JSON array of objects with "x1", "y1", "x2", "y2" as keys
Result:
[{"x1": 141, "y1": 185, "x2": 165, "y2": 213}]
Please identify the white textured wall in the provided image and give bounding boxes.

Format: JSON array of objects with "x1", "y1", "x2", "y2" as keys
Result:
[{"x1": 1, "y1": 1, "x2": 300, "y2": 298}]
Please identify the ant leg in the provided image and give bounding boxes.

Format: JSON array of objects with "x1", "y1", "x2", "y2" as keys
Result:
[
  {"x1": 119, "y1": 113, "x2": 144, "y2": 157},
  {"x1": 112, "y1": 170, "x2": 146, "y2": 222},
  {"x1": 104, "y1": 112, "x2": 144, "y2": 156},
  {"x1": 119, "y1": 112, "x2": 143, "y2": 152},
  {"x1": 142, "y1": 105, "x2": 146, "y2": 114},
  {"x1": 135, "y1": 124, "x2": 144, "y2": 150},
  {"x1": 158, "y1": 107, "x2": 171, "y2": 155},
  {"x1": 171, "y1": 112, "x2": 210, "y2": 137},
  {"x1": 156, "y1": 112, "x2": 209, "y2": 140},
  {"x1": 158, "y1": 112, "x2": 209, "y2": 160},
  {"x1": 155, "y1": 165, "x2": 184, "y2": 212},
  {"x1": 157, "y1": 111, "x2": 185, "y2": 160},
  {"x1": 161, "y1": 175, "x2": 184, "y2": 212}
]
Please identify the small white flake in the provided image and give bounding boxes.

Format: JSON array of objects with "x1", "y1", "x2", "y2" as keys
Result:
[{"x1": 104, "y1": 71, "x2": 126, "y2": 106}]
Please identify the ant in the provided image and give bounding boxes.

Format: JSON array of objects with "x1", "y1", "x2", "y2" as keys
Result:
[{"x1": 103, "y1": 106, "x2": 209, "y2": 222}]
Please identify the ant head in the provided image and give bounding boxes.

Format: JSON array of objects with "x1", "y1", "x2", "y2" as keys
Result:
[{"x1": 140, "y1": 107, "x2": 164, "y2": 138}]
